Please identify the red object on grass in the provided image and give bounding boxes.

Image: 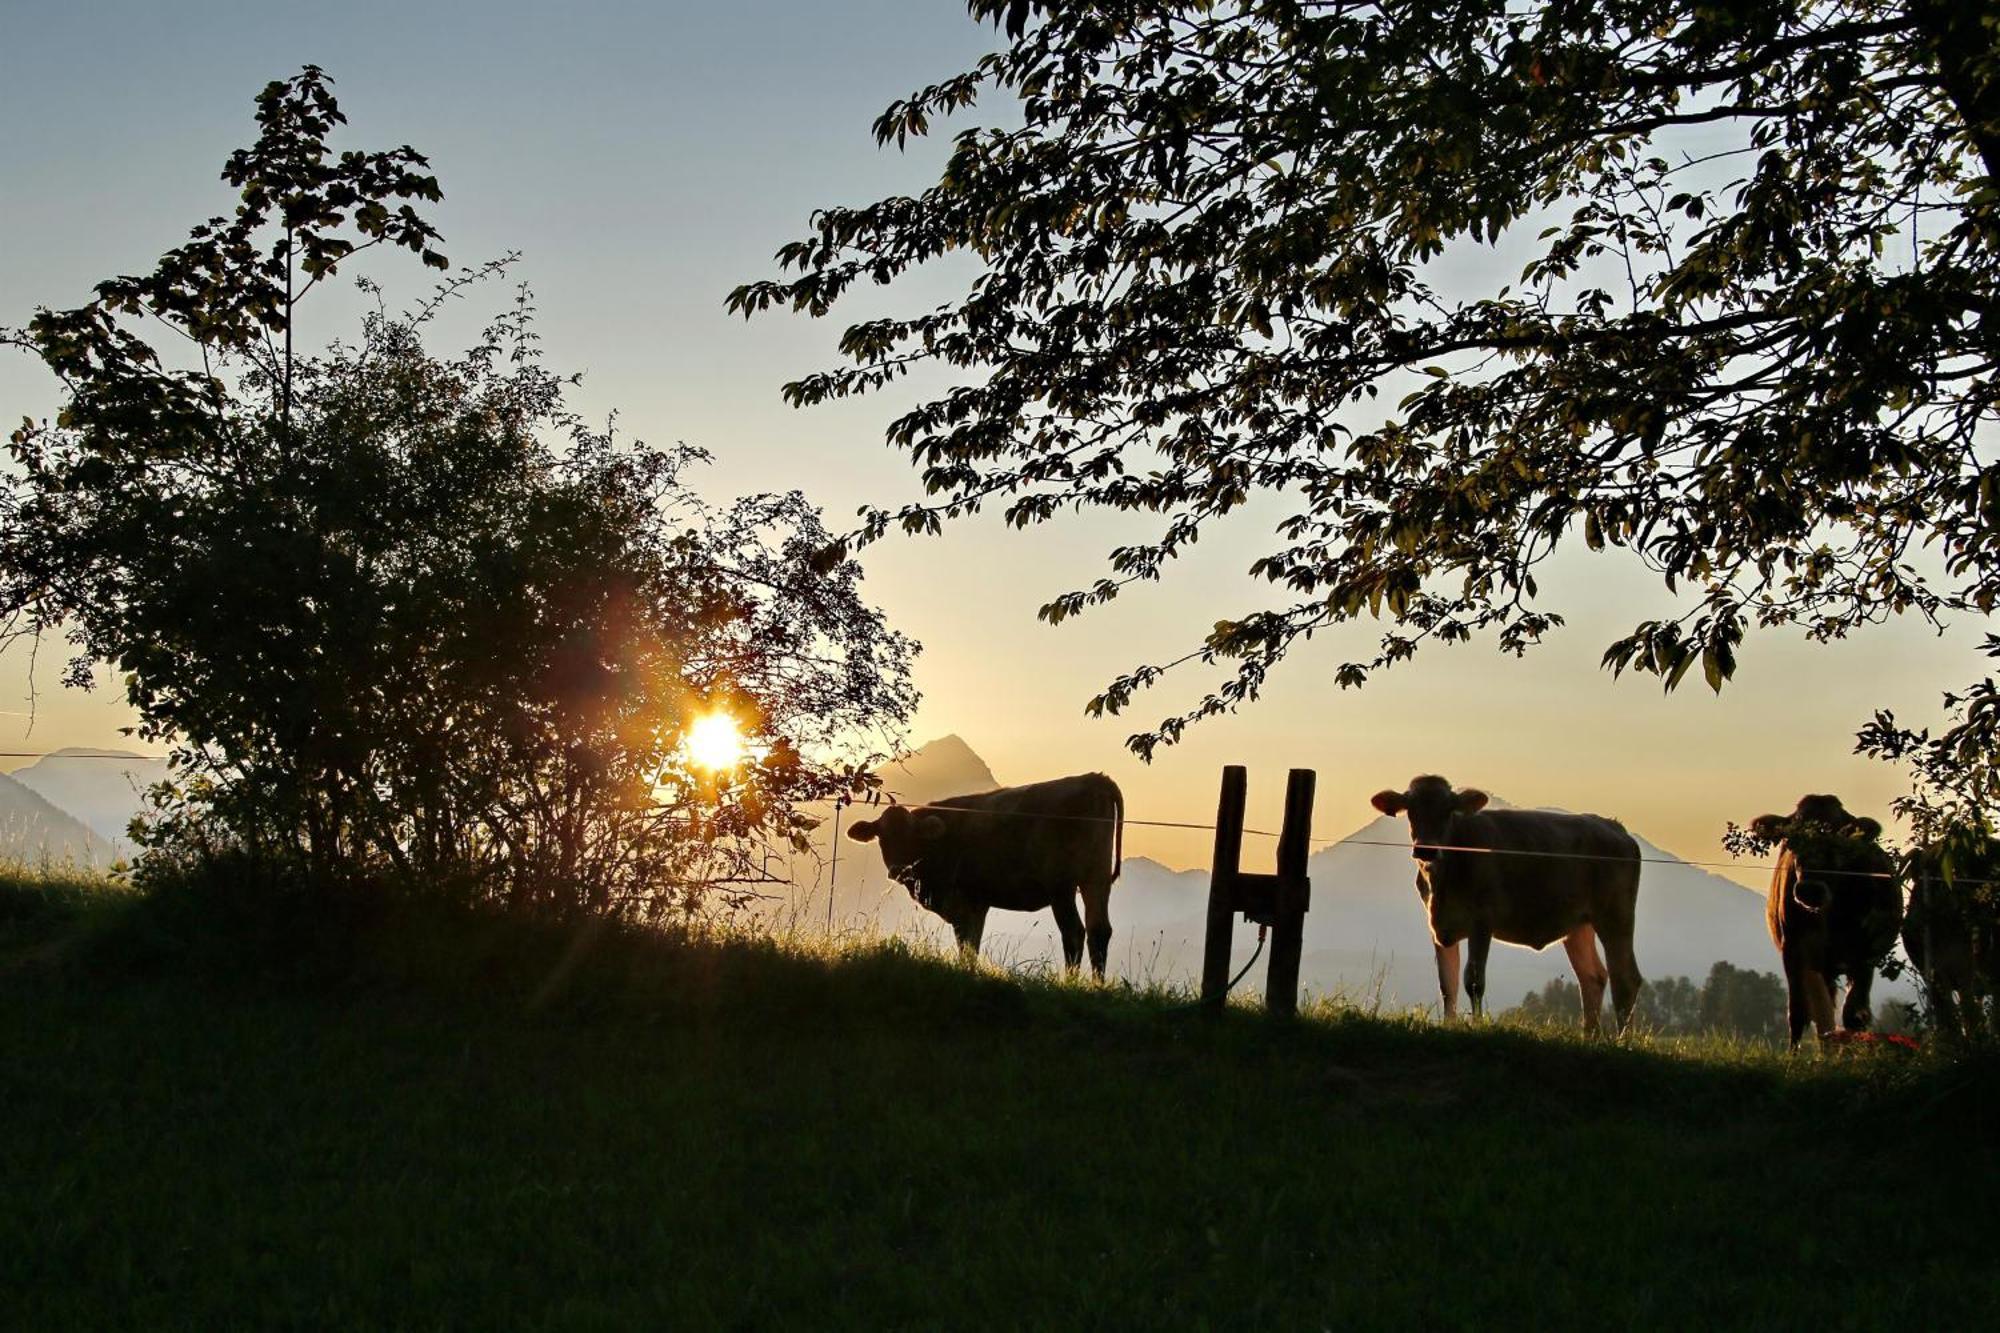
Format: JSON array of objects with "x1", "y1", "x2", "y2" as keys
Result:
[{"x1": 1822, "y1": 1030, "x2": 1921, "y2": 1052}]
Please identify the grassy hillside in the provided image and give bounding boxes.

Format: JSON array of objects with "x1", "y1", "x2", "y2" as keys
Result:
[{"x1": 3, "y1": 873, "x2": 1995, "y2": 1330}]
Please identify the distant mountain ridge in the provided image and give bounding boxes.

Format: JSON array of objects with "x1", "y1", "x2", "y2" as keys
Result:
[
  {"x1": 0, "y1": 768, "x2": 118, "y2": 868},
  {"x1": 0, "y1": 736, "x2": 1808, "y2": 1008},
  {"x1": 780, "y1": 736, "x2": 1804, "y2": 1011},
  {"x1": 9, "y1": 747, "x2": 170, "y2": 858}
]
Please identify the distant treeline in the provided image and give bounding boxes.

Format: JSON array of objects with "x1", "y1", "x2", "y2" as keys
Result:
[{"x1": 1507, "y1": 962, "x2": 1917, "y2": 1042}]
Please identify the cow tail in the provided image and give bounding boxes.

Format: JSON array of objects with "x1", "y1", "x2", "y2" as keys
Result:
[{"x1": 1109, "y1": 783, "x2": 1124, "y2": 884}]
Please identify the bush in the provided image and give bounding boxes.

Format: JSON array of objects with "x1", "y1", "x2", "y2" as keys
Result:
[{"x1": 4, "y1": 69, "x2": 914, "y2": 920}]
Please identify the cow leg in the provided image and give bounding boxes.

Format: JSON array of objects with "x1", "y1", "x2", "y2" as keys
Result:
[
  {"x1": 1563, "y1": 925, "x2": 1609, "y2": 1035},
  {"x1": 1603, "y1": 928, "x2": 1643, "y2": 1036},
  {"x1": 1051, "y1": 893, "x2": 1086, "y2": 974},
  {"x1": 950, "y1": 904, "x2": 988, "y2": 962},
  {"x1": 1840, "y1": 969, "x2": 1876, "y2": 1032},
  {"x1": 1928, "y1": 973, "x2": 1961, "y2": 1040},
  {"x1": 1783, "y1": 956, "x2": 1811, "y2": 1048},
  {"x1": 1802, "y1": 967, "x2": 1837, "y2": 1041},
  {"x1": 1465, "y1": 928, "x2": 1492, "y2": 1019},
  {"x1": 1081, "y1": 875, "x2": 1113, "y2": 980},
  {"x1": 1434, "y1": 940, "x2": 1462, "y2": 1019}
]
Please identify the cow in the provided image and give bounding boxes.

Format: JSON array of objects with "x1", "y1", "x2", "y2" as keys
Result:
[
  {"x1": 1750, "y1": 795, "x2": 1902, "y2": 1047},
  {"x1": 1901, "y1": 838, "x2": 1997, "y2": 1040},
  {"x1": 1371, "y1": 775, "x2": 1643, "y2": 1033},
  {"x1": 846, "y1": 773, "x2": 1124, "y2": 977}
]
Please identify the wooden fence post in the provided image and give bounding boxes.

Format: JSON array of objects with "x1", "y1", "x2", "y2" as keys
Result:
[
  {"x1": 1200, "y1": 765, "x2": 1314, "y2": 1015},
  {"x1": 1265, "y1": 767, "x2": 1316, "y2": 1017},
  {"x1": 1200, "y1": 765, "x2": 1248, "y2": 1009}
]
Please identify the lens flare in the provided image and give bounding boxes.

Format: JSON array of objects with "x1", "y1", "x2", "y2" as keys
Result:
[{"x1": 686, "y1": 711, "x2": 745, "y2": 773}]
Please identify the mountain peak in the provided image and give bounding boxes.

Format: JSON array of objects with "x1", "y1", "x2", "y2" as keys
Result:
[
  {"x1": 8, "y1": 748, "x2": 170, "y2": 850},
  {"x1": 874, "y1": 735, "x2": 999, "y2": 804}
]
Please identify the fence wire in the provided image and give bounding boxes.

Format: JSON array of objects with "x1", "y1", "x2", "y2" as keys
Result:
[{"x1": 861, "y1": 797, "x2": 1968, "y2": 884}]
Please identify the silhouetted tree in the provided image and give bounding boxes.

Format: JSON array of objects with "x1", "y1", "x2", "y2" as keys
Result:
[
  {"x1": 1857, "y1": 661, "x2": 2000, "y2": 1038},
  {"x1": 1636, "y1": 973, "x2": 1703, "y2": 1034},
  {"x1": 1698, "y1": 961, "x2": 1790, "y2": 1042},
  {"x1": 735, "y1": 1, "x2": 2000, "y2": 756},
  {"x1": 1510, "y1": 963, "x2": 1788, "y2": 1039},
  {"x1": 1510, "y1": 976, "x2": 1582, "y2": 1027},
  {"x1": 2, "y1": 69, "x2": 916, "y2": 916}
]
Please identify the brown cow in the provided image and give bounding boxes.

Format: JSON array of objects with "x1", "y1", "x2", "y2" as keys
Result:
[
  {"x1": 1372, "y1": 775, "x2": 1643, "y2": 1033},
  {"x1": 1901, "y1": 839, "x2": 1997, "y2": 1040},
  {"x1": 1750, "y1": 795, "x2": 1902, "y2": 1047},
  {"x1": 848, "y1": 773, "x2": 1124, "y2": 976}
]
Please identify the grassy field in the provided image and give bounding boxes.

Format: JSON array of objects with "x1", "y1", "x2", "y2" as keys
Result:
[{"x1": 3, "y1": 872, "x2": 1995, "y2": 1330}]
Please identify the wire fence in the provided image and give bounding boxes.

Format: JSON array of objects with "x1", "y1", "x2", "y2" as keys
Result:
[{"x1": 864, "y1": 797, "x2": 1956, "y2": 884}]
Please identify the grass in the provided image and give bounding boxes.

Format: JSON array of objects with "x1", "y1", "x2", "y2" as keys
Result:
[{"x1": 2, "y1": 873, "x2": 1995, "y2": 1330}]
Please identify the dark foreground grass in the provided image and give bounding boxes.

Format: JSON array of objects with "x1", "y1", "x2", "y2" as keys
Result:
[{"x1": 3, "y1": 877, "x2": 1995, "y2": 1330}]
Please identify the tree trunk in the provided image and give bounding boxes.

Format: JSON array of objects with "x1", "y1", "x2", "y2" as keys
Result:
[{"x1": 1910, "y1": 1, "x2": 2000, "y2": 192}]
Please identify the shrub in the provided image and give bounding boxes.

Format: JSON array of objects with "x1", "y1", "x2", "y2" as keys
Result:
[{"x1": 3, "y1": 69, "x2": 914, "y2": 919}]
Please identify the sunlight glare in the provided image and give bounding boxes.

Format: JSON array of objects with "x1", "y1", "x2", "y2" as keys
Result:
[{"x1": 686, "y1": 710, "x2": 746, "y2": 773}]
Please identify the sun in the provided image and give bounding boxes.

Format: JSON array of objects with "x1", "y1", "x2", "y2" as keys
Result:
[{"x1": 685, "y1": 710, "x2": 746, "y2": 773}]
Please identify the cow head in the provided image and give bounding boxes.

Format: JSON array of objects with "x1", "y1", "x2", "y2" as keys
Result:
[
  {"x1": 1750, "y1": 795, "x2": 1886, "y2": 914},
  {"x1": 1371, "y1": 775, "x2": 1489, "y2": 865},
  {"x1": 846, "y1": 803, "x2": 948, "y2": 886},
  {"x1": 1371, "y1": 775, "x2": 1489, "y2": 946}
]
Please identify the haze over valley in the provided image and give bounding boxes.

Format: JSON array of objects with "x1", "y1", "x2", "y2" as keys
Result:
[{"x1": 783, "y1": 735, "x2": 1806, "y2": 1010}]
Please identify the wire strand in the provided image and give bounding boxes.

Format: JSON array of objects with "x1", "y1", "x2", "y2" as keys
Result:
[{"x1": 861, "y1": 799, "x2": 1949, "y2": 883}]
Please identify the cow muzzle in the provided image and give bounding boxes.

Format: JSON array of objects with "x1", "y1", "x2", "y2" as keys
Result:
[{"x1": 1793, "y1": 878, "x2": 1830, "y2": 912}]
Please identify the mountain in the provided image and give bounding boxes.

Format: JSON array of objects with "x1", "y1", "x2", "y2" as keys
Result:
[
  {"x1": 774, "y1": 738, "x2": 1805, "y2": 1010},
  {"x1": 0, "y1": 769, "x2": 119, "y2": 868},
  {"x1": 1103, "y1": 806, "x2": 1784, "y2": 1010},
  {"x1": 870, "y1": 734, "x2": 997, "y2": 804},
  {"x1": 764, "y1": 736, "x2": 1003, "y2": 934},
  {"x1": 9, "y1": 748, "x2": 170, "y2": 856}
]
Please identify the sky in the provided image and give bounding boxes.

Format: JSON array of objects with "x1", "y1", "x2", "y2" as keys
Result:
[{"x1": 0, "y1": 0, "x2": 1984, "y2": 884}]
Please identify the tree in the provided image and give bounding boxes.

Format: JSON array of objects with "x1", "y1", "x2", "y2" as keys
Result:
[
  {"x1": 1507, "y1": 964, "x2": 1787, "y2": 1038},
  {"x1": 1698, "y1": 961, "x2": 1790, "y2": 1041},
  {"x1": 733, "y1": 1, "x2": 2000, "y2": 756},
  {"x1": 3, "y1": 69, "x2": 916, "y2": 916},
  {"x1": 1857, "y1": 667, "x2": 2000, "y2": 1037},
  {"x1": 1635, "y1": 973, "x2": 1702, "y2": 1033},
  {"x1": 1509, "y1": 975, "x2": 1581, "y2": 1027}
]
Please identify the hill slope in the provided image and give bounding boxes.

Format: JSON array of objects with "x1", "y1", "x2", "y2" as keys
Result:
[
  {"x1": 8, "y1": 748, "x2": 169, "y2": 856},
  {"x1": 1, "y1": 889, "x2": 1993, "y2": 1330},
  {"x1": 0, "y1": 770, "x2": 117, "y2": 868}
]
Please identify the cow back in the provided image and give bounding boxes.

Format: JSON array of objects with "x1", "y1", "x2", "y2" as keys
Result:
[
  {"x1": 920, "y1": 773, "x2": 1123, "y2": 913},
  {"x1": 1437, "y1": 809, "x2": 1641, "y2": 948}
]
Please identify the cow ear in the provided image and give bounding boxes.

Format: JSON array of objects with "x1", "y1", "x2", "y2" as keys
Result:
[
  {"x1": 1456, "y1": 789, "x2": 1489, "y2": 815},
  {"x1": 1751, "y1": 815, "x2": 1789, "y2": 842},
  {"x1": 914, "y1": 813, "x2": 947, "y2": 840},
  {"x1": 847, "y1": 820, "x2": 879, "y2": 843},
  {"x1": 1370, "y1": 790, "x2": 1406, "y2": 816},
  {"x1": 1850, "y1": 817, "x2": 1883, "y2": 840}
]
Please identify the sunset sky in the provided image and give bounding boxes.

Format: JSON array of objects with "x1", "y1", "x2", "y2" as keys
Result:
[{"x1": 2, "y1": 0, "x2": 1982, "y2": 885}]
